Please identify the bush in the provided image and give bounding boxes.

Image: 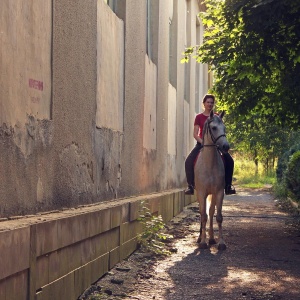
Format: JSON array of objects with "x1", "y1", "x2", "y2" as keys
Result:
[
  {"x1": 276, "y1": 143, "x2": 300, "y2": 181},
  {"x1": 272, "y1": 181, "x2": 288, "y2": 199},
  {"x1": 137, "y1": 203, "x2": 173, "y2": 256},
  {"x1": 285, "y1": 151, "x2": 300, "y2": 202}
]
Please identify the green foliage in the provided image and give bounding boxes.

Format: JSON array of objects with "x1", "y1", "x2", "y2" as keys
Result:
[
  {"x1": 182, "y1": 0, "x2": 300, "y2": 172},
  {"x1": 137, "y1": 203, "x2": 173, "y2": 256},
  {"x1": 285, "y1": 151, "x2": 300, "y2": 202},
  {"x1": 276, "y1": 141, "x2": 300, "y2": 181},
  {"x1": 272, "y1": 181, "x2": 288, "y2": 200},
  {"x1": 183, "y1": 0, "x2": 300, "y2": 129},
  {"x1": 234, "y1": 157, "x2": 275, "y2": 188}
]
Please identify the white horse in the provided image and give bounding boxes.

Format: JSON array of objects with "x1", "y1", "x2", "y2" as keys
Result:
[{"x1": 194, "y1": 110, "x2": 229, "y2": 250}]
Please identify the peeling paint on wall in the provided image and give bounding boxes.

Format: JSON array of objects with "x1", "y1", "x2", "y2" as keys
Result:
[
  {"x1": 59, "y1": 143, "x2": 95, "y2": 199},
  {"x1": 95, "y1": 127, "x2": 123, "y2": 199}
]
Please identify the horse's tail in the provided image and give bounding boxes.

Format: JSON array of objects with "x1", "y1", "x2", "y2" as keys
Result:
[{"x1": 206, "y1": 194, "x2": 213, "y2": 215}]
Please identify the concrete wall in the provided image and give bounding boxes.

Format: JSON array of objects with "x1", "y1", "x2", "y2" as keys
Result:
[
  {"x1": 0, "y1": 190, "x2": 194, "y2": 300},
  {"x1": 0, "y1": 0, "x2": 208, "y2": 217},
  {"x1": 0, "y1": 0, "x2": 209, "y2": 298}
]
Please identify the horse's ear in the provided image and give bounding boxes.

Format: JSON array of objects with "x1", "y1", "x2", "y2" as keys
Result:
[
  {"x1": 219, "y1": 110, "x2": 225, "y2": 119},
  {"x1": 210, "y1": 110, "x2": 214, "y2": 119}
]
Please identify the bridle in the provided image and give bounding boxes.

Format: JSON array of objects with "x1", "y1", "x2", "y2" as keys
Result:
[{"x1": 202, "y1": 118, "x2": 226, "y2": 149}]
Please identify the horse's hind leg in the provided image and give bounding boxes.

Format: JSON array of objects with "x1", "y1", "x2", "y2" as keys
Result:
[
  {"x1": 216, "y1": 211, "x2": 226, "y2": 250},
  {"x1": 197, "y1": 195, "x2": 208, "y2": 249}
]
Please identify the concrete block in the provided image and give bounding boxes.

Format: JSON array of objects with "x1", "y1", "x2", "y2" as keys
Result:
[
  {"x1": 57, "y1": 213, "x2": 90, "y2": 249},
  {"x1": 39, "y1": 271, "x2": 75, "y2": 300},
  {"x1": 0, "y1": 279, "x2": 5, "y2": 300},
  {"x1": 159, "y1": 194, "x2": 174, "y2": 222},
  {"x1": 107, "y1": 227, "x2": 119, "y2": 251},
  {"x1": 120, "y1": 238, "x2": 137, "y2": 260},
  {"x1": 73, "y1": 266, "x2": 86, "y2": 298},
  {"x1": 36, "y1": 220, "x2": 58, "y2": 256},
  {"x1": 148, "y1": 197, "x2": 159, "y2": 214},
  {"x1": 36, "y1": 284, "x2": 50, "y2": 300},
  {"x1": 36, "y1": 255, "x2": 49, "y2": 288},
  {"x1": 184, "y1": 194, "x2": 194, "y2": 206},
  {"x1": 110, "y1": 205, "x2": 122, "y2": 228},
  {"x1": 0, "y1": 227, "x2": 30, "y2": 281},
  {"x1": 120, "y1": 220, "x2": 140, "y2": 244},
  {"x1": 129, "y1": 200, "x2": 141, "y2": 221},
  {"x1": 109, "y1": 246, "x2": 120, "y2": 269},
  {"x1": 173, "y1": 192, "x2": 181, "y2": 216},
  {"x1": 90, "y1": 253, "x2": 109, "y2": 285},
  {"x1": 89, "y1": 208, "x2": 111, "y2": 237},
  {"x1": 83, "y1": 262, "x2": 92, "y2": 291},
  {"x1": 48, "y1": 251, "x2": 60, "y2": 283},
  {"x1": 174, "y1": 191, "x2": 185, "y2": 216},
  {"x1": 81, "y1": 238, "x2": 93, "y2": 265},
  {"x1": 121, "y1": 202, "x2": 130, "y2": 223},
  {"x1": 60, "y1": 271, "x2": 76, "y2": 300},
  {"x1": 5, "y1": 271, "x2": 28, "y2": 300},
  {"x1": 68, "y1": 242, "x2": 83, "y2": 272},
  {"x1": 93, "y1": 231, "x2": 109, "y2": 257}
]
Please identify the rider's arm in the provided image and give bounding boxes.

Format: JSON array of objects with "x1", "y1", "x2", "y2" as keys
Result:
[{"x1": 193, "y1": 125, "x2": 202, "y2": 144}]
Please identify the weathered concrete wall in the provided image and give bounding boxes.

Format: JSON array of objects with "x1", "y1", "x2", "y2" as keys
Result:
[
  {"x1": 0, "y1": 0, "x2": 208, "y2": 229},
  {"x1": 0, "y1": 0, "x2": 209, "y2": 298},
  {"x1": 0, "y1": 0, "x2": 53, "y2": 216}
]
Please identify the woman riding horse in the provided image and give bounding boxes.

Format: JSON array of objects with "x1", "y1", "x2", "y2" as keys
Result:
[
  {"x1": 194, "y1": 110, "x2": 229, "y2": 249},
  {"x1": 184, "y1": 94, "x2": 236, "y2": 195}
]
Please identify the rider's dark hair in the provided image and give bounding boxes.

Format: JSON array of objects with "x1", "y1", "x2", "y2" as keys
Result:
[{"x1": 202, "y1": 94, "x2": 215, "y2": 103}]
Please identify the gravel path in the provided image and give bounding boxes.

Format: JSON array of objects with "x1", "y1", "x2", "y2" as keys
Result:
[{"x1": 80, "y1": 187, "x2": 300, "y2": 300}]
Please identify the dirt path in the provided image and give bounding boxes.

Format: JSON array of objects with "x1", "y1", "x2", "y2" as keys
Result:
[{"x1": 80, "y1": 187, "x2": 300, "y2": 300}]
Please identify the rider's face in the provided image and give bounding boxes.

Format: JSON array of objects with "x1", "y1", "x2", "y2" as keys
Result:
[{"x1": 204, "y1": 98, "x2": 214, "y2": 111}]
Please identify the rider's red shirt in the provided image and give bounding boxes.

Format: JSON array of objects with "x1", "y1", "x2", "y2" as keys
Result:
[{"x1": 194, "y1": 113, "x2": 209, "y2": 138}]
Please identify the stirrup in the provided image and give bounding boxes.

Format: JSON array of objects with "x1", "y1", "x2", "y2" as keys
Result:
[{"x1": 184, "y1": 185, "x2": 194, "y2": 195}]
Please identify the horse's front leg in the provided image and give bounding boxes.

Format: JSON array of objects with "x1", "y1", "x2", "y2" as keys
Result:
[
  {"x1": 197, "y1": 194, "x2": 208, "y2": 249},
  {"x1": 208, "y1": 196, "x2": 217, "y2": 245}
]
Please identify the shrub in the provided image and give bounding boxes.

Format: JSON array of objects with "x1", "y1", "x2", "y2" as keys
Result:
[
  {"x1": 272, "y1": 181, "x2": 288, "y2": 199},
  {"x1": 276, "y1": 143, "x2": 300, "y2": 181},
  {"x1": 285, "y1": 151, "x2": 300, "y2": 202},
  {"x1": 137, "y1": 203, "x2": 173, "y2": 256}
]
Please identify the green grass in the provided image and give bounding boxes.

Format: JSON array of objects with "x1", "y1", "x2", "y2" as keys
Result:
[{"x1": 233, "y1": 158, "x2": 276, "y2": 189}]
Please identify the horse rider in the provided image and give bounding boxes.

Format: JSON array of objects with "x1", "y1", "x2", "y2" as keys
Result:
[{"x1": 184, "y1": 94, "x2": 236, "y2": 195}]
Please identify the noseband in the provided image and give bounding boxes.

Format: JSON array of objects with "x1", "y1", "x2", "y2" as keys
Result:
[{"x1": 203, "y1": 118, "x2": 226, "y2": 148}]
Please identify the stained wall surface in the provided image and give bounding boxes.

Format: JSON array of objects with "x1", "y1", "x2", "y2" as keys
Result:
[
  {"x1": 0, "y1": 0, "x2": 210, "y2": 298},
  {"x1": 0, "y1": 0, "x2": 210, "y2": 217}
]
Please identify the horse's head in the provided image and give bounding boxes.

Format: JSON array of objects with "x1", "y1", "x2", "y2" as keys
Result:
[{"x1": 203, "y1": 110, "x2": 230, "y2": 153}]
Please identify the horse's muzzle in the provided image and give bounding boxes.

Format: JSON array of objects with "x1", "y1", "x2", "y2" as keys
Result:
[{"x1": 221, "y1": 142, "x2": 230, "y2": 153}]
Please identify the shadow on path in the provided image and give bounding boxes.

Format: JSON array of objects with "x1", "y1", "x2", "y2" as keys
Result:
[{"x1": 165, "y1": 189, "x2": 300, "y2": 300}]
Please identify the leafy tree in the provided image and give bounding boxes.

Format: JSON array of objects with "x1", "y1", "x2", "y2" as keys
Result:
[{"x1": 183, "y1": 0, "x2": 300, "y2": 128}]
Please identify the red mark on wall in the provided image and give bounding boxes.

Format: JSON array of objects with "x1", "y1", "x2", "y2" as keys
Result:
[{"x1": 29, "y1": 79, "x2": 43, "y2": 91}]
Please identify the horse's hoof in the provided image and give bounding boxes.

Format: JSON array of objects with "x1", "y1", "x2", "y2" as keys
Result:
[
  {"x1": 218, "y1": 243, "x2": 227, "y2": 250},
  {"x1": 199, "y1": 242, "x2": 208, "y2": 249},
  {"x1": 209, "y1": 239, "x2": 217, "y2": 245}
]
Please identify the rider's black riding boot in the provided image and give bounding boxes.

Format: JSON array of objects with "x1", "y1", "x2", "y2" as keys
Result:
[
  {"x1": 184, "y1": 185, "x2": 194, "y2": 195},
  {"x1": 225, "y1": 185, "x2": 236, "y2": 195}
]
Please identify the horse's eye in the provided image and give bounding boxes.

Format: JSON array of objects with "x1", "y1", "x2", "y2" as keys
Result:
[{"x1": 211, "y1": 126, "x2": 217, "y2": 130}]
